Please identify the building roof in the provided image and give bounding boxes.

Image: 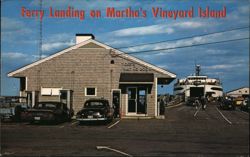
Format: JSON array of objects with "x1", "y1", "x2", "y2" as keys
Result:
[
  {"x1": 8, "y1": 39, "x2": 176, "y2": 78},
  {"x1": 226, "y1": 87, "x2": 249, "y2": 94}
]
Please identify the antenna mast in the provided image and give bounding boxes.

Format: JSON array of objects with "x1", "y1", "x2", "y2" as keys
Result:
[
  {"x1": 195, "y1": 65, "x2": 201, "y2": 76},
  {"x1": 36, "y1": 0, "x2": 43, "y2": 91},
  {"x1": 39, "y1": 0, "x2": 42, "y2": 60}
]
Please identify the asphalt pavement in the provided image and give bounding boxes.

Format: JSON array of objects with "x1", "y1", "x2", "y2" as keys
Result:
[{"x1": 1, "y1": 102, "x2": 249, "y2": 157}]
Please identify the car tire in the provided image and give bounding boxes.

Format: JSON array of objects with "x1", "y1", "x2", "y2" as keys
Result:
[{"x1": 67, "y1": 116, "x2": 72, "y2": 122}]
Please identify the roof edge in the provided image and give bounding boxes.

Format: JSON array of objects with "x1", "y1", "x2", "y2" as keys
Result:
[
  {"x1": 8, "y1": 39, "x2": 98, "y2": 77},
  {"x1": 8, "y1": 38, "x2": 176, "y2": 78},
  {"x1": 226, "y1": 86, "x2": 250, "y2": 93}
]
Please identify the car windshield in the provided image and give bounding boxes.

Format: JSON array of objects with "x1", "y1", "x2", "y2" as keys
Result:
[
  {"x1": 34, "y1": 103, "x2": 60, "y2": 110},
  {"x1": 85, "y1": 101, "x2": 106, "y2": 108}
]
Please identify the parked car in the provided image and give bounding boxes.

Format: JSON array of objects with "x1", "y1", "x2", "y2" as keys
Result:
[
  {"x1": 26, "y1": 101, "x2": 73, "y2": 124},
  {"x1": 240, "y1": 98, "x2": 250, "y2": 112},
  {"x1": 0, "y1": 105, "x2": 15, "y2": 121},
  {"x1": 0, "y1": 97, "x2": 29, "y2": 122},
  {"x1": 186, "y1": 97, "x2": 196, "y2": 106},
  {"x1": 234, "y1": 96, "x2": 244, "y2": 107},
  {"x1": 218, "y1": 97, "x2": 235, "y2": 110},
  {"x1": 76, "y1": 98, "x2": 114, "y2": 123},
  {"x1": 14, "y1": 103, "x2": 30, "y2": 122}
]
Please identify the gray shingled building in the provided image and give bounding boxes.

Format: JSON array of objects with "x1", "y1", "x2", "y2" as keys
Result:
[{"x1": 8, "y1": 34, "x2": 176, "y2": 118}]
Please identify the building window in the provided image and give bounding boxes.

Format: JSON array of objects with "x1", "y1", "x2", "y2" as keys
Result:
[
  {"x1": 211, "y1": 87, "x2": 223, "y2": 91},
  {"x1": 85, "y1": 87, "x2": 97, "y2": 96},
  {"x1": 174, "y1": 87, "x2": 183, "y2": 91},
  {"x1": 41, "y1": 87, "x2": 62, "y2": 96},
  {"x1": 111, "y1": 60, "x2": 115, "y2": 64}
]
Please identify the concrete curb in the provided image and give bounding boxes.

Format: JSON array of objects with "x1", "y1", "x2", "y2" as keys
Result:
[
  {"x1": 122, "y1": 116, "x2": 154, "y2": 120},
  {"x1": 166, "y1": 102, "x2": 184, "y2": 109}
]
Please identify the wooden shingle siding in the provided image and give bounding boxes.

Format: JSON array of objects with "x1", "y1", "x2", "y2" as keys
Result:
[{"x1": 79, "y1": 42, "x2": 104, "y2": 48}]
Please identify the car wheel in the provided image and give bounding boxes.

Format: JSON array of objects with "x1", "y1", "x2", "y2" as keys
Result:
[
  {"x1": 54, "y1": 117, "x2": 60, "y2": 124},
  {"x1": 67, "y1": 116, "x2": 72, "y2": 122}
]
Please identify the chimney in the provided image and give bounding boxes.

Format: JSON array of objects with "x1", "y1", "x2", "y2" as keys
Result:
[{"x1": 75, "y1": 34, "x2": 95, "y2": 44}]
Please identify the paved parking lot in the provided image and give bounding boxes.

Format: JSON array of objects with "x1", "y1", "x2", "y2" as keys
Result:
[{"x1": 1, "y1": 102, "x2": 249, "y2": 156}]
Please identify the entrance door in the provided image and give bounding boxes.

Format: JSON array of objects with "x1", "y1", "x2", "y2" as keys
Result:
[
  {"x1": 112, "y1": 90, "x2": 121, "y2": 118},
  {"x1": 127, "y1": 87, "x2": 147, "y2": 114},
  {"x1": 26, "y1": 91, "x2": 39, "y2": 107},
  {"x1": 128, "y1": 87, "x2": 137, "y2": 113},
  {"x1": 137, "y1": 88, "x2": 147, "y2": 114}
]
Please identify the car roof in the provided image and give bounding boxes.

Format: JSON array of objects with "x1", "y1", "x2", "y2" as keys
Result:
[
  {"x1": 84, "y1": 98, "x2": 109, "y2": 103},
  {"x1": 38, "y1": 101, "x2": 64, "y2": 104}
]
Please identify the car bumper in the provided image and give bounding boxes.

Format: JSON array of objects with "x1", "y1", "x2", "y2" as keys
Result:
[
  {"x1": 76, "y1": 117, "x2": 108, "y2": 121},
  {"x1": 30, "y1": 116, "x2": 56, "y2": 122}
]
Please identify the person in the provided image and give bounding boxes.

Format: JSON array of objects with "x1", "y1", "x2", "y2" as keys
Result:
[
  {"x1": 194, "y1": 97, "x2": 200, "y2": 109},
  {"x1": 201, "y1": 96, "x2": 207, "y2": 110},
  {"x1": 160, "y1": 99, "x2": 165, "y2": 115}
]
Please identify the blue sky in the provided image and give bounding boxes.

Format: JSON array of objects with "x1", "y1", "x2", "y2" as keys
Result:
[{"x1": 1, "y1": 0, "x2": 249, "y2": 96}]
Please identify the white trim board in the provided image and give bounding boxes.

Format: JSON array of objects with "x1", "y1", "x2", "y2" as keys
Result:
[{"x1": 8, "y1": 39, "x2": 176, "y2": 78}]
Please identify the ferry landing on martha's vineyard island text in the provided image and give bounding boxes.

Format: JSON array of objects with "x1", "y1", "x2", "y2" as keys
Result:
[{"x1": 21, "y1": 6, "x2": 227, "y2": 21}]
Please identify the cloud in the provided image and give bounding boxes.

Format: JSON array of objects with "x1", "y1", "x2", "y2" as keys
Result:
[
  {"x1": 238, "y1": 5, "x2": 249, "y2": 14},
  {"x1": 110, "y1": 24, "x2": 175, "y2": 37},
  {"x1": 42, "y1": 40, "x2": 74, "y2": 52},
  {"x1": 45, "y1": 33, "x2": 73, "y2": 42},
  {"x1": 203, "y1": 63, "x2": 243, "y2": 70},
  {"x1": 32, "y1": 54, "x2": 47, "y2": 60},
  {"x1": 121, "y1": 27, "x2": 248, "y2": 54},
  {"x1": 1, "y1": 17, "x2": 31, "y2": 34},
  {"x1": 122, "y1": 34, "x2": 214, "y2": 53},
  {"x1": 109, "y1": 20, "x2": 208, "y2": 38},
  {"x1": 172, "y1": 21, "x2": 206, "y2": 29},
  {"x1": 204, "y1": 49, "x2": 228, "y2": 55},
  {"x1": 104, "y1": 39, "x2": 133, "y2": 47},
  {"x1": 225, "y1": 4, "x2": 249, "y2": 25},
  {"x1": 2, "y1": 52, "x2": 47, "y2": 62},
  {"x1": 1, "y1": 17, "x2": 32, "y2": 42},
  {"x1": 2, "y1": 17, "x2": 23, "y2": 31},
  {"x1": 2, "y1": 52, "x2": 28, "y2": 60},
  {"x1": 41, "y1": 33, "x2": 75, "y2": 52}
]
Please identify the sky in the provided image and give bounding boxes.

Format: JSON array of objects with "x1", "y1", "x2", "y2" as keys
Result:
[{"x1": 1, "y1": 0, "x2": 249, "y2": 96}]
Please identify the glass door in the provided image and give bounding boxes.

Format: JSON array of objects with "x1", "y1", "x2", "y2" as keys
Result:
[
  {"x1": 137, "y1": 88, "x2": 147, "y2": 114},
  {"x1": 127, "y1": 87, "x2": 137, "y2": 113}
]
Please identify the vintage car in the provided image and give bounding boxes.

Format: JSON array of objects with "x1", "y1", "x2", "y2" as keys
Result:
[
  {"x1": 0, "y1": 96, "x2": 29, "y2": 122},
  {"x1": 240, "y1": 98, "x2": 250, "y2": 112},
  {"x1": 76, "y1": 98, "x2": 114, "y2": 123},
  {"x1": 26, "y1": 101, "x2": 73, "y2": 123},
  {"x1": 218, "y1": 97, "x2": 235, "y2": 110}
]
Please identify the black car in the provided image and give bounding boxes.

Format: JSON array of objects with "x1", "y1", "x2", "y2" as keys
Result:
[
  {"x1": 76, "y1": 99, "x2": 114, "y2": 123},
  {"x1": 186, "y1": 97, "x2": 198, "y2": 106},
  {"x1": 0, "y1": 96, "x2": 29, "y2": 122},
  {"x1": 218, "y1": 98, "x2": 235, "y2": 110},
  {"x1": 26, "y1": 101, "x2": 73, "y2": 123},
  {"x1": 240, "y1": 98, "x2": 250, "y2": 112}
]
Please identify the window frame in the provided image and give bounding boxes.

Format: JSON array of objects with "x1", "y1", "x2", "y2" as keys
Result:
[{"x1": 85, "y1": 87, "x2": 97, "y2": 96}]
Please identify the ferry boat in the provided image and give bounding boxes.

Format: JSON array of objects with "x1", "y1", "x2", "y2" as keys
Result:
[{"x1": 173, "y1": 65, "x2": 223, "y2": 99}]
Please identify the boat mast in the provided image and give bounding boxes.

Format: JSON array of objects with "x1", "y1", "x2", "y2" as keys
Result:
[{"x1": 195, "y1": 65, "x2": 201, "y2": 76}]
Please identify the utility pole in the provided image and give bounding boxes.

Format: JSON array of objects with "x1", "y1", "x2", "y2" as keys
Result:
[
  {"x1": 39, "y1": 0, "x2": 42, "y2": 60},
  {"x1": 0, "y1": 0, "x2": 2, "y2": 96},
  {"x1": 37, "y1": 0, "x2": 42, "y2": 91}
]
